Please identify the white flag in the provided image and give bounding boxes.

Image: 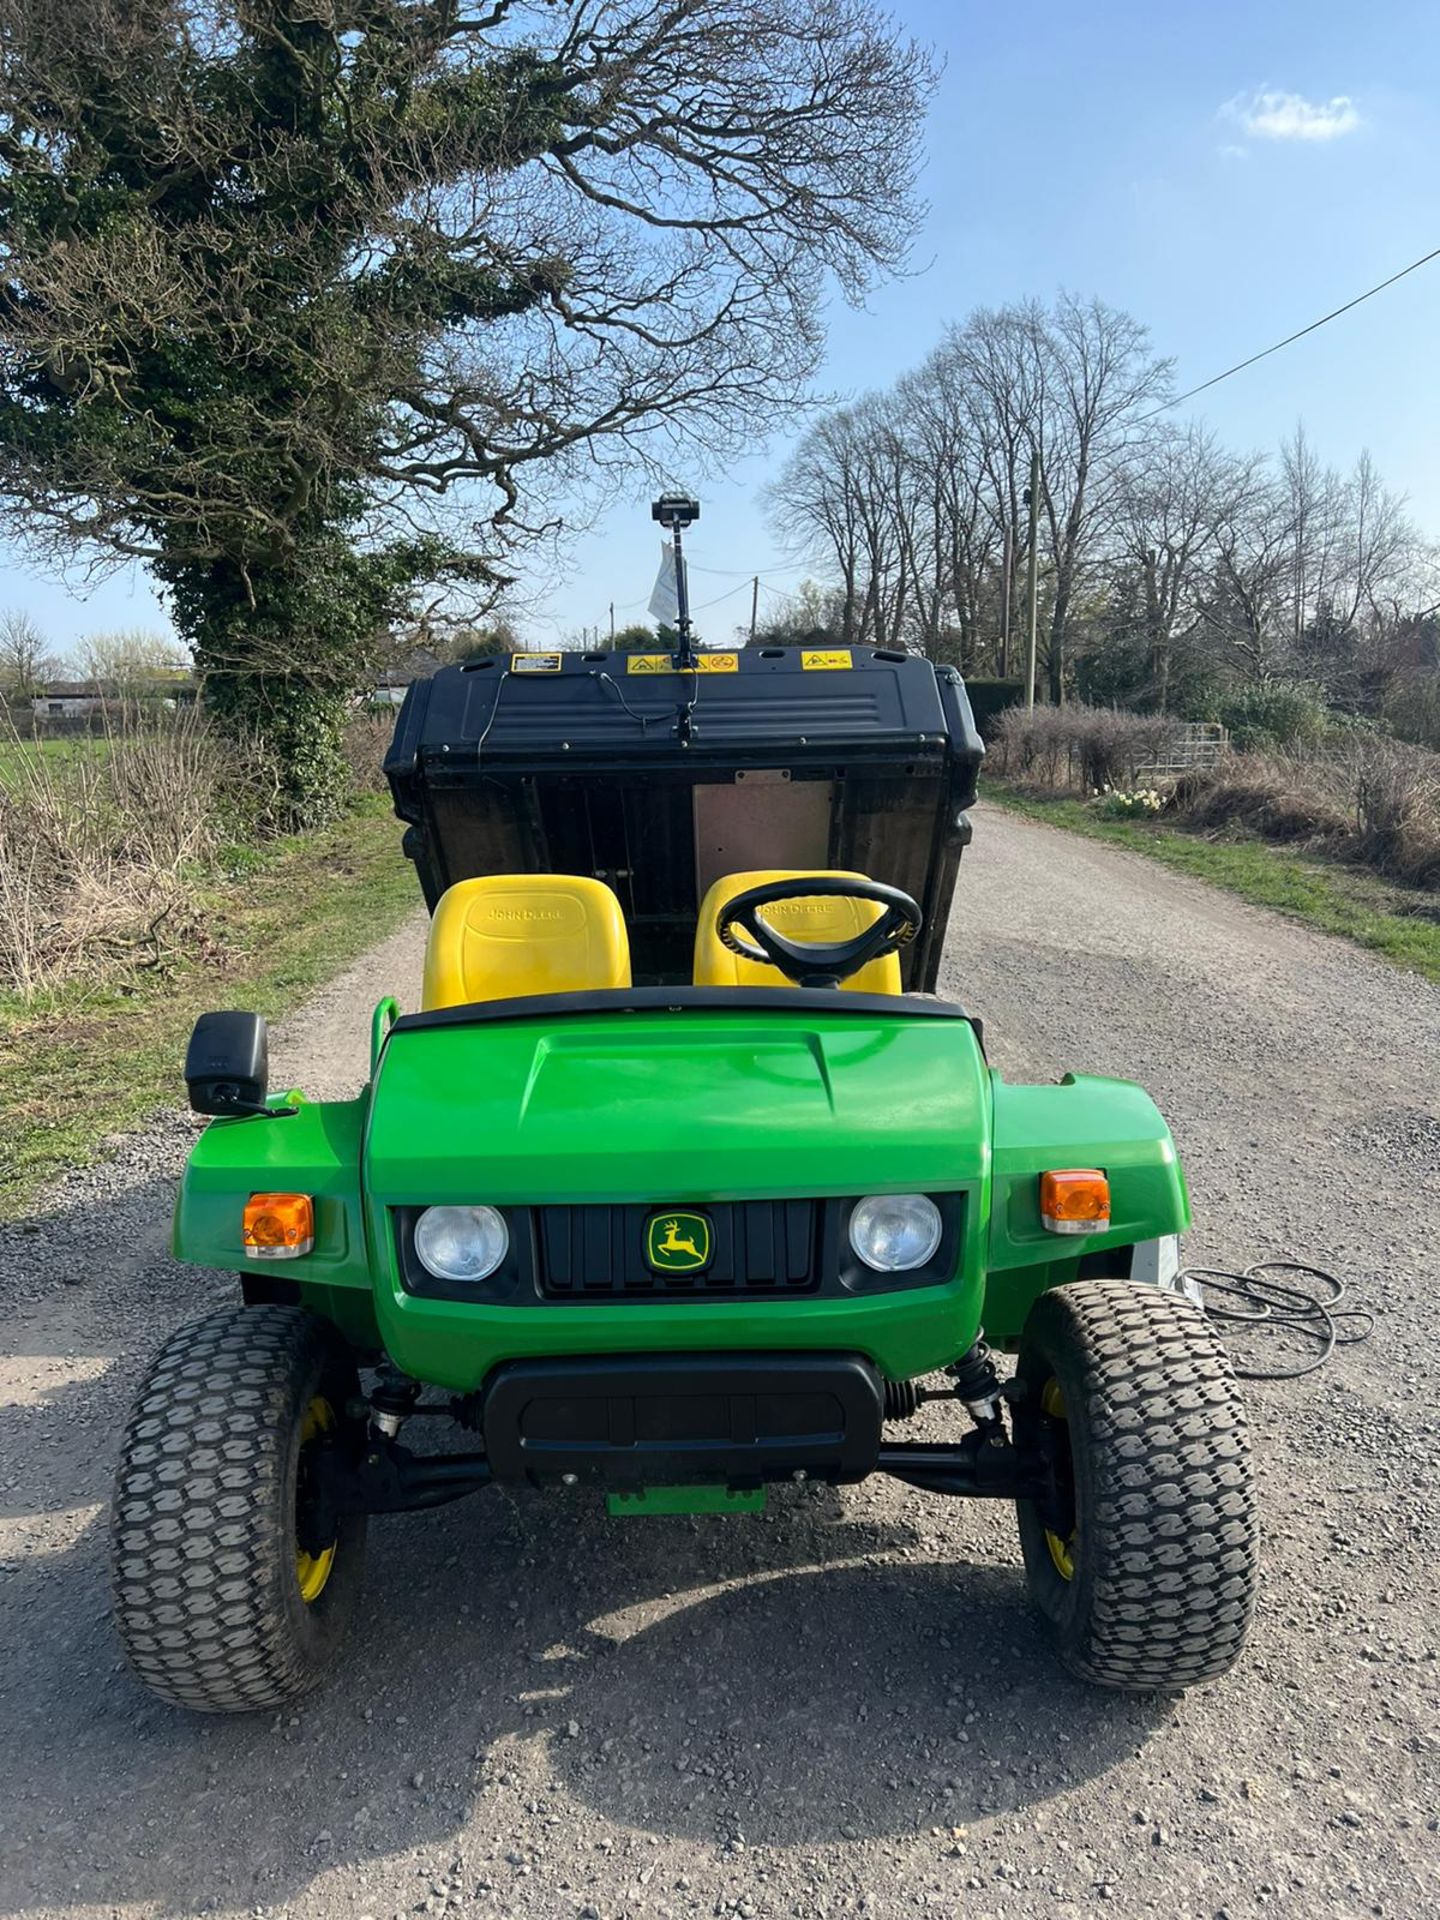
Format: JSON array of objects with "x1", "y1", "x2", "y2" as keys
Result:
[{"x1": 647, "y1": 540, "x2": 686, "y2": 624}]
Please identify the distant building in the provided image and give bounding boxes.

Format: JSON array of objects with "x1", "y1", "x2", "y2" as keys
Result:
[
  {"x1": 24, "y1": 678, "x2": 197, "y2": 719},
  {"x1": 371, "y1": 647, "x2": 448, "y2": 706},
  {"x1": 31, "y1": 681, "x2": 105, "y2": 717}
]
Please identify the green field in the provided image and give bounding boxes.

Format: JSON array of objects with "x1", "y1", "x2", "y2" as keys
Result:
[
  {"x1": 988, "y1": 782, "x2": 1440, "y2": 986},
  {"x1": 0, "y1": 732, "x2": 113, "y2": 773},
  {"x1": 0, "y1": 797, "x2": 416, "y2": 1221}
]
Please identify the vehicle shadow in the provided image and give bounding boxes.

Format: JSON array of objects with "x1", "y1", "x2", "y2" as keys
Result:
[
  {"x1": 2, "y1": 1171, "x2": 1172, "y2": 1915},
  {"x1": 0, "y1": 1474, "x2": 1172, "y2": 1917}
]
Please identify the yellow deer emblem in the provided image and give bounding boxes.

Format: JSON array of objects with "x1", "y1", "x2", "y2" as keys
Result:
[{"x1": 646, "y1": 1210, "x2": 711, "y2": 1273}]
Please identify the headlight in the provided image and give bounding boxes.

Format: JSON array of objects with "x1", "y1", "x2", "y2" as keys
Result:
[
  {"x1": 849, "y1": 1194, "x2": 943, "y2": 1272},
  {"x1": 413, "y1": 1204, "x2": 509, "y2": 1283}
]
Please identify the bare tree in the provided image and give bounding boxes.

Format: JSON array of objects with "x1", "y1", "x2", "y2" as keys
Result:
[
  {"x1": 1195, "y1": 474, "x2": 1296, "y2": 681},
  {"x1": 1032, "y1": 297, "x2": 1173, "y2": 700},
  {"x1": 0, "y1": 608, "x2": 61, "y2": 696},
  {"x1": 1112, "y1": 427, "x2": 1262, "y2": 709},
  {"x1": 74, "y1": 628, "x2": 191, "y2": 696},
  {"x1": 1334, "y1": 451, "x2": 1423, "y2": 628},
  {"x1": 953, "y1": 303, "x2": 1049, "y2": 670},
  {"x1": 894, "y1": 351, "x2": 996, "y2": 666},
  {"x1": 765, "y1": 408, "x2": 873, "y2": 644}
]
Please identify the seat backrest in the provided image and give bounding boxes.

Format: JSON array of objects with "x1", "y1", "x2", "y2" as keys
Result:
[
  {"x1": 693, "y1": 869, "x2": 903, "y2": 994},
  {"x1": 421, "y1": 875, "x2": 631, "y2": 1010}
]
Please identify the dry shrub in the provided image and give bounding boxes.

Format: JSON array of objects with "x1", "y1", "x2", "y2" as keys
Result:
[
  {"x1": 0, "y1": 709, "x2": 235, "y2": 994},
  {"x1": 343, "y1": 708, "x2": 396, "y2": 796},
  {"x1": 1172, "y1": 740, "x2": 1440, "y2": 889},
  {"x1": 1349, "y1": 738, "x2": 1440, "y2": 887},
  {"x1": 1169, "y1": 754, "x2": 1350, "y2": 845},
  {"x1": 993, "y1": 703, "x2": 1179, "y2": 792}
]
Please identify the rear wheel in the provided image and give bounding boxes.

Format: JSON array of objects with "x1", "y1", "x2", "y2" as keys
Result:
[
  {"x1": 110, "y1": 1306, "x2": 367, "y2": 1712},
  {"x1": 1014, "y1": 1279, "x2": 1257, "y2": 1690}
]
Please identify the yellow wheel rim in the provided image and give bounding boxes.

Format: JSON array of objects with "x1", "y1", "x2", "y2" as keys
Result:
[
  {"x1": 296, "y1": 1396, "x2": 338, "y2": 1604},
  {"x1": 1041, "y1": 1378, "x2": 1077, "y2": 1582}
]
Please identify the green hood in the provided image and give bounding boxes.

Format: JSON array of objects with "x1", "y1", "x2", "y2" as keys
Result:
[{"x1": 364, "y1": 1009, "x2": 990, "y2": 1205}]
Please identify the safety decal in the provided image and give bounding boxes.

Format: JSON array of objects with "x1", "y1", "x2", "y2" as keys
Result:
[{"x1": 626, "y1": 652, "x2": 739, "y2": 674}]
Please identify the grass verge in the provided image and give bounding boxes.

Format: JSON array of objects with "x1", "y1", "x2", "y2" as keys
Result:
[
  {"x1": 0, "y1": 796, "x2": 415, "y2": 1221},
  {"x1": 987, "y1": 781, "x2": 1440, "y2": 987}
]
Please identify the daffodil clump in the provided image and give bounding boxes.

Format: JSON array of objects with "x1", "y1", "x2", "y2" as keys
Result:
[{"x1": 1092, "y1": 785, "x2": 1165, "y2": 819}]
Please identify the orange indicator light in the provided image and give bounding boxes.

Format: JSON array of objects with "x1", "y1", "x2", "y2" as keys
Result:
[
  {"x1": 243, "y1": 1192, "x2": 315, "y2": 1260},
  {"x1": 1040, "y1": 1169, "x2": 1110, "y2": 1235}
]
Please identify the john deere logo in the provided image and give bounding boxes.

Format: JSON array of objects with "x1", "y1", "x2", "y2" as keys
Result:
[{"x1": 646, "y1": 1210, "x2": 712, "y2": 1273}]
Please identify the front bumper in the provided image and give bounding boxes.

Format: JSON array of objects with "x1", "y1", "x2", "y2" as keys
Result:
[{"x1": 479, "y1": 1350, "x2": 885, "y2": 1488}]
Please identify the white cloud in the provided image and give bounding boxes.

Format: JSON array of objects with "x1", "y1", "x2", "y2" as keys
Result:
[
  {"x1": 1217, "y1": 144, "x2": 1250, "y2": 162},
  {"x1": 1223, "y1": 88, "x2": 1361, "y2": 143}
]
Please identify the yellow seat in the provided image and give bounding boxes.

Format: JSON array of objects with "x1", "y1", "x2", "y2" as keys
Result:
[
  {"x1": 693, "y1": 869, "x2": 903, "y2": 994},
  {"x1": 421, "y1": 875, "x2": 631, "y2": 1010}
]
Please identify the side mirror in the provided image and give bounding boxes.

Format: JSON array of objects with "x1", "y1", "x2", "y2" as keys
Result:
[{"x1": 185, "y1": 1011, "x2": 270, "y2": 1117}]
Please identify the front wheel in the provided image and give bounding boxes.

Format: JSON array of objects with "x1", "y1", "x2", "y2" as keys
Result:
[
  {"x1": 110, "y1": 1306, "x2": 368, "y2": 1712},
  {"x1": 1014, "y1": 1279, "x2": 1257, "y2": 1690}
]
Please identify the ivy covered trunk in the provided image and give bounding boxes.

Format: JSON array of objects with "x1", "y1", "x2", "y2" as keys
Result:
[
  {"x1": 201, "y1": 663, "x2": 354, "y2": 833},
  {"x1": 161, "y1": 532, "x2": 402, "y2": 830}
]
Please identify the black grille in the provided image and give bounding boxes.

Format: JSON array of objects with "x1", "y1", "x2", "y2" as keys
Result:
[{"x1": 537, "y1": 1202, "x2": 819, "y2": 1299}]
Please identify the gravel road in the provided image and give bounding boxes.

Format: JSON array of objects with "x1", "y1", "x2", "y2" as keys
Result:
[{"x1": 2, "y1": 803, "x2": 1437, "y2": 1920}]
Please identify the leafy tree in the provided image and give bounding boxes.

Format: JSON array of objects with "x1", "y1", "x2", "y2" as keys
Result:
[
  {"x1": 446, "y1": 620, "x2": 522, "y2": 663},
  {"x1": 1209, "y1": 681, "x2": 1333, "y2": 753},
  {"x1": 611, "y1": 623, "x2": 660, "y2": 651},
  {"x1": 750, "y1": 577, "x2": 844, "y2": 646},
  {"x1": 0, "y1": 0, "x2": 933, "y2": 821}
]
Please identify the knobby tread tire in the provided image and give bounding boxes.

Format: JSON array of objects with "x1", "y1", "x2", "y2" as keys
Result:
[
  {"x1": 1015, "y1": 1279, "x2": 1258, "y2": 1691},
  {"x1": 109, "y1": 1305, "x2": 366, "y2": 1713}
]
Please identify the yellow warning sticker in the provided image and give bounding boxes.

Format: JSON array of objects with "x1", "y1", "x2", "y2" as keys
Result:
[
  {"x1": 626, "y1": 652, "x2": 740, "y2": 674},
  {"x1": 801, "y1": 649, "x2": 853, "y2": 671},
  {"x1": 510, "y1": 652, "x2": 563, "y2": 673}
]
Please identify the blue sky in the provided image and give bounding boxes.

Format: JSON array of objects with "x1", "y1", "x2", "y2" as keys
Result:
[{"x1": 4, "y1": 0, "x2": 1439, "y2": 655}]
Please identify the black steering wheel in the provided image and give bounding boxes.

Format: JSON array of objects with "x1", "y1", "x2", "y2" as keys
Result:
[{"x1": 716, "y1": 876, "x2": 923, "y2": 989}]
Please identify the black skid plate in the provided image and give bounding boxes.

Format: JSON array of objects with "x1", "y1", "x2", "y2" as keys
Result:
[{"x1": 481, "y1": 1351, "x2": 884, "y2": 1489}]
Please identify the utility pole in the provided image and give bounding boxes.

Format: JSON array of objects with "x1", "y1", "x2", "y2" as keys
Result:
[
  {"x1": 608, "y1": 602, "x2": 614, "y2": 644},
  {"x1": 749, "y1": 575, "x2": 759, "y2": 647},
  {"x1": 1024, "y1": 448, "x2": 1041, "y2": 711}
]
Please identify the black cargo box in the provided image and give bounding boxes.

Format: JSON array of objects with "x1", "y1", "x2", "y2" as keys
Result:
[{"x1": 384, "y1": 644, "x2": 983, "y2": 989}]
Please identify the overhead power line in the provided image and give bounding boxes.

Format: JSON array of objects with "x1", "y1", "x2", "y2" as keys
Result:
[
  {"x1": 1142, "y1": 242, "x2": 1440, "y2": 422},
  {"x1": 687, "y1": 559, "x2": 812, "y2": 579},
  {"x1": 608, "y1": 567, "x2": 804, "y2": 619},
  {"x1": 689, "y1": 579, "x2": 754, "y2": 613}
]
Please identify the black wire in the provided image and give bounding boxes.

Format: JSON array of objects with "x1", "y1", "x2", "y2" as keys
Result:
[
  {"x1": 681, "y1": 637, "x2": 706, "y2": 741},
  {"x1": 1138, "y1": 243, "x2": 1440, "y2": 424},
  {"x1": 472, "y1": 663, "x2": 514, "y2": 768},
  {"x1": 1178, "y1": 1260, "x2": 1374, "y2": 1380},
  {"x1": 591, "y1": 668, "x2": 658, "y2": 731}
]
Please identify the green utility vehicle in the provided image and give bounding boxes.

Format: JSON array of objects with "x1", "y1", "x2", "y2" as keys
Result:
[{"x1": 110, "y1": 635, "x2": 1256, "y2": 1713}]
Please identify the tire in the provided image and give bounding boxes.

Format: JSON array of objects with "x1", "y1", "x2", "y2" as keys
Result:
[
  {"x1": 1014, "y1": 1278, "x2": 1257, "y2": 1691},
  {"x1": 110, "y1": 1305, "x2": 368, "y2": 1713}
]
